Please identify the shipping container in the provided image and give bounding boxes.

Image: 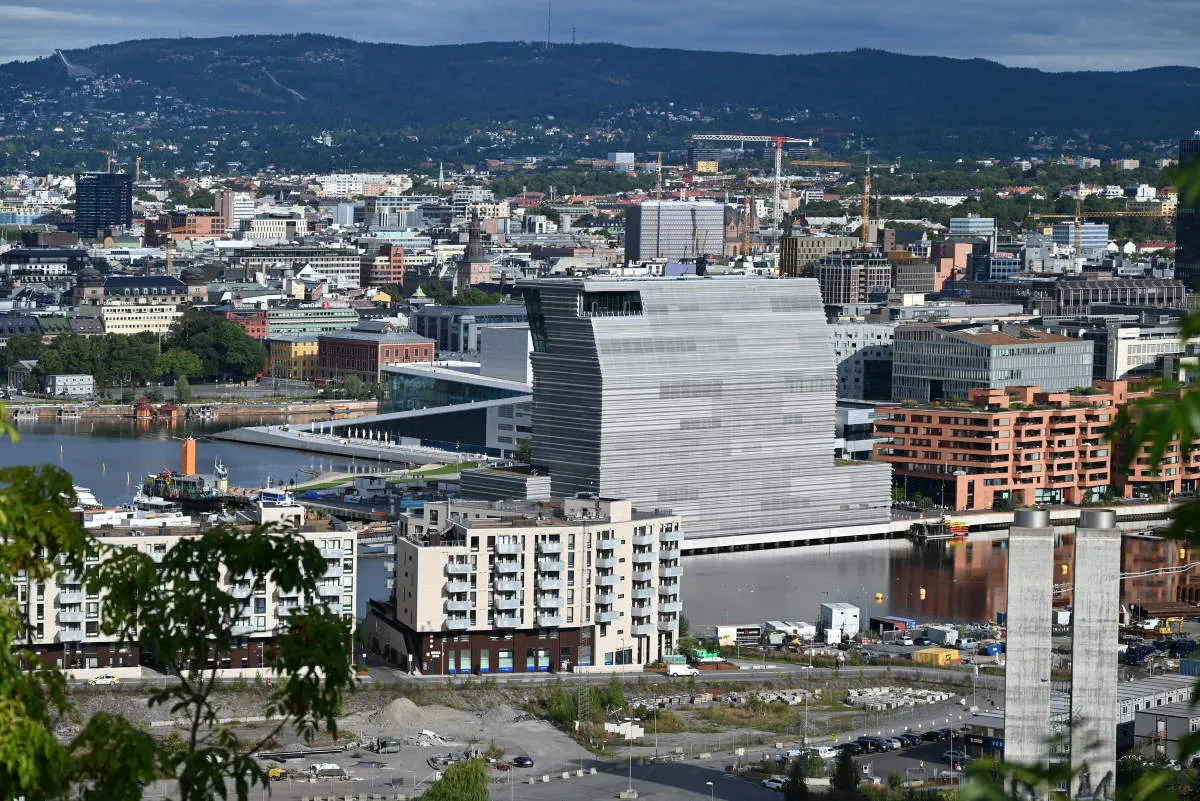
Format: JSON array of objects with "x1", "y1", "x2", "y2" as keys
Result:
[{"x1": 914, "y1": 647, "x2": 959, "y2": 666}]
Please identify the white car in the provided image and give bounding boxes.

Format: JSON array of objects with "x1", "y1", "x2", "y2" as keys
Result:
[
  {"x1": 761, "y1": 777, "x2": 787, "y2": 790},
  {"x1": 88, "y1": 674, "x2": 120, "y2": 686}
]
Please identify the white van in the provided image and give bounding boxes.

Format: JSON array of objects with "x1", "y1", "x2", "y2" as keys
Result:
[{"x1": 667, "y1": 663, "x2": 699, "y2": 677}]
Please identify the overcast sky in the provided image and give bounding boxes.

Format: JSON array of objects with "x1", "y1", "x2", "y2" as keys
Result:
[{"x1": 2, "y1": 0, "x2": 1197, "y2": 71}]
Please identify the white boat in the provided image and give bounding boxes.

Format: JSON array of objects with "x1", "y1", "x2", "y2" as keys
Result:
[
  {"x1": 82, "y1": 492, "x2": 194, "y2": 530},
  {"x1": 72, "y1": 486, "x2": 103, "y2": 509}
]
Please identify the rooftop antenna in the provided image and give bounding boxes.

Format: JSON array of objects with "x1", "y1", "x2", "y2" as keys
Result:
[
  {"x1": 545, "y1": 0, "x2": 551, "y2": 50},
  {"x1": 572, "y1": 26, "x2": 576, "y2": 45}
]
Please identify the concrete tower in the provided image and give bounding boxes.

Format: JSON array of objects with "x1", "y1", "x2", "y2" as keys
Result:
[
  {"x1": 1069, "y1": 509, "x2": 1120, "y2": 800},
  {"x1": 1003, "y1": 507, "x2": 1055, "y2": 776}
]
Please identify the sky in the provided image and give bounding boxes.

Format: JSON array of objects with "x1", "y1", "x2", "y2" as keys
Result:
[{"x1": 1, "y1": 0, "x2": 1198, "y2": 71}]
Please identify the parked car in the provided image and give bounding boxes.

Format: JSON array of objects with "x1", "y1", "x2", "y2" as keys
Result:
[
  {"x1": 855, "y1": 737, "x2": 879, "y2": 753},
  {"x1": 88, "y1": 675, "x2": 120, "y2": 686},
  {"x1": 943, "y1": 750, "x2": 970, "y2": 764},
  {"x1": 805, "y1": 746, "x2": 839, "y2": 759},
  {"x1": 837, "y1": 742, "x2": 864, "y2": 756},
  {"x1": 936, "y1": 728, "x2": 957, "y2": 741},
  {"x1": 919, "y1": 731, "x2": 943, "y2": 742},
  {"x1": 897, "y1": 734, "x2": 921, "y2": 747},
  {"x1": 513, "y1": 756, "x2": 535, "y2": 768},
  {"x1": 898, "y1": 637, "x2": 915, "y2": 646},
  {"x1": 762, "y1": 777, "x2": 787, "y2": 790}
]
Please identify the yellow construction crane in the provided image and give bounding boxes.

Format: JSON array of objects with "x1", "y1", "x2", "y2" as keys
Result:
[
  {"x1": 691, "y1": 133, "x2": 817, "y2": 225},
  {"x1": 97, "y1": 149, "x2": 113, "y2": 172},
  {"x1": 1028, "y1": 189, "x2": 1171, "y2": 255}
]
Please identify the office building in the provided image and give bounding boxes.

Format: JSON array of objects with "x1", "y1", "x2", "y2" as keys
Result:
[
  {"x1": 891, "y1": 323, "x2": 1093, "y2": 403},
  {"x1": 1176, "y1": 136, "x2": 1200, "y2": 288},
  {"x1": 42, "y1": 374, "x2": 94, "y2": 397},
  {"x1": 1052, "y1": 279, "x2": 1186, "y2": 315},
  {"x1": 828, "y1": 322, "x2": 894, "y2": 401},
  {"x1": 265, "y1": 305, "x2": 361, "y2": 337},
  {"x1": 410, "y1": 304, "x2": 528, "y2": 354},
  {"x1": 364, "y1": 496, "x2": 682, "y2": 674},
  {"x1": 949, "y1": 216, "x2": 998, "y2": 252},
  {"x1": 813, "y1": 251, "x2": 893, "y2": 304},
  {"x1": 625, "y1": 201, "x2": 725, "y2": 262},
  {"x1": 74, "y1": 172, "x2": 132, "y2": 240},
  {"x1": 214, "y1": 189, "x2": 255, "y2": 232},
  {"x1": 890, "y1": 259, "x2": 937, "y2": 295},
  {"x1": 1053, "y1": 222, "x2": 1110, "y2": 254},
  {"x1": 264, "y1": 334, "x2": 320, "y2": 381},
  {"x1": 968, "y1": 253, "x2": 1023, "y2": 282},
  {"x1": 1036, "y1": 315, "x2": 1185, "y2": 381},
  {"x1": 232, "y1": 246, "x2": 362, "y2": 288},
  {"x1": 779, "y1": 235, "x2": 860, "y2": 277},
  {"x1": 523, "y1": 277, "x2": 891, "y2": 546},
  {"x1": 874, "y1": 381, "x2": 1134, "y2": 510},
  {"x1": 360, "y1": 243, "x2": 406, "y2": 288}
]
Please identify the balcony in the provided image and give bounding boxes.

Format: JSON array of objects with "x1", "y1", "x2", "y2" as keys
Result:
[
  {"x1": 230, "y1": 623, "x2": 254, "y2": 637},
  {"x1": 495, "y1": 540, "x2": 522, "y2": 555},
  {"x1": 276, "y1": 604, "x2": 296, "y2": 617},
  {"x1": 596, "y1": 610, "x2": 620, "y2": 623},
  {"x1": 537, "y1": 540, "x2": 563, "y2": 555},
  {"x1": 659, "y1": 549, "x2": 681, "y2": 562},
  {"x1": 446, "y1": 616, "x2": 471, "y2": 631},
  {"x1": 323, "y1": 563, "x2": 343, "y2": 578},
  {"x1": 633, "y1": 533, "x2": 654, "y2": 547},
  {"x1": 633, "y1": 623, "x2": 656, "y2": 636},
  {"x1": 661, "y1": 601, "x2": 683, "y2": 613},
  {"x1": 230, "y1": 584, "x2": 254, "y2": 600},
  {"x1": 494, "y1": 559, "x2": 520, "y2": 575},
  {"x1": 536, "y1": 613, "x2": 563, "y2": 628},
  {"x1": 596, "y1": 556, "x2": 619, "y2": 570},
  {"x1": 597, "y1": 573, "x2": 620, "y2": 587},
  {"x1": 446, "y1": 562, "x2": 473, "y2": 576},
  {"x1": 494, "y1": 578, "x2": 521, "y2": 592},
  {"x1": 659, "y1": 618, "x2": 679, "y2": 632},
  {"x1": 445, "y1": 599, "x2": 474, "y2": 612},
  {"x1": 537, "y1": 595, "x2": 562, "y2": 609},
  {"x1": 632, "y1": 551, "x2": 654, "y2": 565},
  {"x1": 537, "y1": 577, "x2": 563, "y2": 591},
  {"x1": 494, "y1": 615, "x2": 520, "y2": 628},
  {"x1": 595, "y1": 592, "x2": 617, "y2": 606},
  {"x1": 58, "y1": 591, "x2": 85, "y2": 605},
  {"x1": 633, "y1": 570, "x2": 654, "y2": 583},
  {"x1": 57, "y1": 609, "x2": 85, "y2": 623},
  {"x1": 597, "y1": 537, "x2": 621, "y2": 551},
  {"x1": 57, "y1": 628, "x2": 84, "y2": 643},
  {"x1": 495, "y1": 597, "x2": 521, "y2": 611},
  {"x1": 660, "y1": 565, "x2": 683, "y2": 579},
  {"x1": 632, "y1": 587, "x2": 655, "y2": 601},
  {"x1": 537, "y1": 559, "x2": 564, "y2": 573},
  {"x1": 631, "y1": 606, "x2": 651, "y2": 620},
  {"x1": 320, "y1": 547, "x2": 346, "y2": 559},
  {"x1": 445, "y1": 579, "x2": 471, "y2": 594},
  {"x1": 316, "y1": 583, "x2": 340, "y2": 597},
  {"x1": 661, "y1": 529, "x2": 682, "y2": 543}
]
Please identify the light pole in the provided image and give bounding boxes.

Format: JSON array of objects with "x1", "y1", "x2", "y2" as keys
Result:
[{"x1": 706, "y1": 780, "x2": 714, "y2": 800}]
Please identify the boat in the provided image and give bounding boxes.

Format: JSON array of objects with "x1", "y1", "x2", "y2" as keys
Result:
[
  {"x1": 71, "y1": 485, "x2": 103, "y2": 510},
  {"x1": 141, "y1": 469, "x2": 234, "y2": 512},
  {"x1": 909, "y1": 517, "x2": 971, "y2": 543},
  {"x1": 82, "y1": 492, "x2": 194, "y2": 530}
]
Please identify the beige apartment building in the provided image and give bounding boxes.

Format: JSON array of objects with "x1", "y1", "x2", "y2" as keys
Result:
[
  {"x1": 365, "y1": 496, "x2": 682, "y2": 675},
  {"x1": 18, "y1": 500, "x2": 356, "y2": 679}
]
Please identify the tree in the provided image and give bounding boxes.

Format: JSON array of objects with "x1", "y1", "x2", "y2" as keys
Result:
[
  {"x1": 545, "y1": 683, "x2": 576, "y2": 726},
  {"x1": 164, "y1": 312, "x2": 267, "y2": 380},
  {"x1": 2, "y1": 332, "x2": 43, "y2": 368},
  {"x1": 831, "y1": 749, "x2": 862, "y2": 801},
  {"x1": 158, "y1": 348, "x2": 204, "y2": 381},
  {"x1": 342, "y1": 374, "x2": 365, "y2": 398},
  {"x1": 515, "y1": 438, "x2": 532, "y2": 463},
  {"x1": 120, "y1": 386, "x2": 135, "y2": 404},
  {"x1": 173, "y1": 375, "x2": 193, "y2": 404},
  {"x1": 419, "y1": 280, "x2": 452, "y2": 305},
  {"x1": 783, "y1": 755, "x2": 811, "y2": 801},
  {"x1": 144, "y1": 387, "x2": 164, "y2": 403},
  {"x1": 89, "y1": 524, "x2": 354, "y2": 801},
  {"x1": 449, "y1": 287, "x2": 502, "y2": 306},
  {"x1": 422, "y1": 758, "x2": 488, "y2": 801}
]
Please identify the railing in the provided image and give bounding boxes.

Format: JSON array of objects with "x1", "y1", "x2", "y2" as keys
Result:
[
  {"x1": 495, "y1": 597, "x2": 521, "y2": 611},
  {"x1": 445, "y1": 599, "x2": 475, "y2": 612},
  {"x1": 537, "y1": 559, "x2": 564, "y2": 573},
  {"x1": 446, "y1": 616, "x2": 471, "y2": 631},
  {"x1": 493, "y1": 578, "x2": 521, "y2": 592},
  {"x1": 494, "y1": 560, "x2": 521, "y2": 575},
  {"x1": 446, "y1": 562, "x2": 473, "y2": 575},
  {"x1": 660, "y1": 565, "x2": 683, "y2": 578},
  {"x1": 57, "y1": 628, "x2": 84, "y2": 643},
  {"x1": 494, "y1": 615, "x2": 520, "y2": 628},
  {"x1": 57, "y1": 609, "x2": 85, "y2": 623},
  {"x1": 58, "y1": 591, "x2": 85, "y2": 605},
  {"x1": 596, "y1": 610, "x2": 620, "y2": 623},
  {"x1": 495, "y1": 540, "x2": 522, "y2": 555},
  {"x1": 537, "y1": 540, "x2": 563, "y2": 555},
  {"x1": 632, "y1": 587, "x2": 655, "y2": 600},
  {"x1": 597, "y1": 538, "x2": 621, "y2": 551},
  {"x1": 536, "y1": 595, "x2": 563, "y2": 609},
  {"x1": 659, "y1": 549, "x2": 681, "y2": 561},
  {"x1": 596, "y1": 556, "x2": 619, "y2": 570},
  {"x1": 536, "y1": 613, "x2": 563, "y2": 628},
  {"x1": 446, "y1": 580, "x2": 472, "y2": 594},
  {"x1": 633, "y1": 623, "x2": 656, "y2": 636},
  {"x1": 595, "y1": 592, "x2": 617, "y2": 606},
  {"x1": 632, "y1": 551, "x2": 654, "y2": 564},
  {"x1": 597, "y1": 574, "x2": 620, "y2": 587},
  {"x1": 537, "y1": 577, "x2": 563, "y2": 591}
]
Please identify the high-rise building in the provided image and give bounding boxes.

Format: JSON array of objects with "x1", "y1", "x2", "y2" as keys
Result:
[
  {"x1": 1176, "y1": 136, "x2": 1200, "y2": 288},
  {"x1": 1052, "y1": 222, "x2": 1110, "y2": 254},
  {"x1": 73, "y1": 172, "x2": 132, "y2": 240},
  {"x1": 625, "y1": 201, "x2": 725, "y2": 262},
  {"x1": 214, "y1": 189, "x2": 255, "y2": 232},
  {"x1": 779, "y1": 235, "x2": 860, "y2": 277},
  {"x1": 812, "y1": 251, "x2": 893, "y2": 304},
  {"x1": 522, "y1": 277, "x2": 892, "y2": 545}
]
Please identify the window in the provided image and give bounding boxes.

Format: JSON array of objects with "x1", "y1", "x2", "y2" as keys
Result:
[{"x1": 498, "y1": 649, "x2": 514, "y2": 672}]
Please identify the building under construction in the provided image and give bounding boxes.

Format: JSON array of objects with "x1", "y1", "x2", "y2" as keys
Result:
[{"x1": 625, "y1": 200, "x2": 724, "y2": 262}]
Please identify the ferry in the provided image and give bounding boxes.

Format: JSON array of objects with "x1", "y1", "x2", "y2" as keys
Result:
[
  {"x1": 81, "y1": 492, "x2": 194, "y2": 530},
  {"x1": 141, "y1": 458, "x2": 235, "y2": 512},
  {"x1": 71, "y1": 486, "x2": 103, "y2": 510}
]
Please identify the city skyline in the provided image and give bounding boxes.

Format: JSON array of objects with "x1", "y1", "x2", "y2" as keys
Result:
[{"x1": 3, "y1": 0, "x2": 1200, "y2": 71}]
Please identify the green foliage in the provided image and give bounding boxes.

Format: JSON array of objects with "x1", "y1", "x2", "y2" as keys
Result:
[
  {"x1": 342, "y1": 374, "x2": 366, "y2": 398},
  {"x1": 449, "y1": 288, "x2": 506, "y2": 306},
  {"x1": 173, "y1": 375, "x2": 193, "y2": 404},
  {"x1": 515, "y1": 438, "x2": 532, "y2": 463},
  {"x1": 87, "y1": 523, "x2": 355, "y2": 801},
  {"x1": 158, "y1": 348, "x2": 204, "y2": 381},
  {"x1": 783, "y1": 754, "x2": 811, "y2": 801},
  {"x1": 545, "y1": 683, "x2": 576, "y2": 726},
  {"x1": 419, "y1": 280, "x2": 452, "y2": 304},
  {"x1": 164, "y1": 312, "x2": 267, "y2": 381},
  {"x1": 831, "y1": 749, "x2": 862, "y2": 801},
  {"x1": 120, "y1": 386, "x2": 135, "y2": 404},
  {"x1": 1, "y1": 332, "x2": 44, "y2": 368},
  {"x1": 422, "y1": 758, "x2": 488, "y2": 801},
  {"x1": 144, "y1": 387, "x2": 164, "y2": 403},
  {"x1": 31, "y1": 333, "x2": 160, "y2": 389}
]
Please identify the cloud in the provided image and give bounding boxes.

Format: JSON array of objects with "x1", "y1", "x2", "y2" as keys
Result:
[{"x1": 1, "y1": 0, "x2": 1197, "y2": 70}]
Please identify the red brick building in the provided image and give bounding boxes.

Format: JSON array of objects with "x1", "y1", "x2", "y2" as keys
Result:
[
  {"x1": 317, "y1": 321, "x2": 434, "y2": 383},
  {"x1": 360, "y1": 243, "x2": 406, "y2": 288},
  {"x1": 217, "y1": 308, "x2": 269, "y2": 339}
]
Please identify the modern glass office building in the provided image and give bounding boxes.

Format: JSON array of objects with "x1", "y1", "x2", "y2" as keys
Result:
[{"x1": 522, "y1": 276, "x2": 891, "y2": 546}]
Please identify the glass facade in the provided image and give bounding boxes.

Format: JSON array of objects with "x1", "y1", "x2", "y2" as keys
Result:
[{"x1": 380, "y1": 372, "x2": 528, "y2": 413}]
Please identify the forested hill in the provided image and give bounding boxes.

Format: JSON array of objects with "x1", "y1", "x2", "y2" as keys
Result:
[{"x1": 1, "y1": 35, "x2": 1197, "y2": 171}]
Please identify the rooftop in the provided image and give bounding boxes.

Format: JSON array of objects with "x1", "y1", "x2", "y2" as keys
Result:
[{"x1": 319, "y1": 329, "x2": 433, "y2": 344}]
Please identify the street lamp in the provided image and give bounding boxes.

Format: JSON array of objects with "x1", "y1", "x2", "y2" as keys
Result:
[{"x1": 706, "y1": 780, "x2": 714, "y2": 800}]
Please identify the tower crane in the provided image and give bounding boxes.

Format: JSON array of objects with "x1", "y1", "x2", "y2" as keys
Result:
[
  {"x1": 1028, "y1": 186, "x2": 1171, "y2": 256},
  {"x1": 691, "y1": 133, "x2": 817, "y2": 226},
  {"x1": 790, "y1": 160, "x2": 851, "y2": 169}
]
